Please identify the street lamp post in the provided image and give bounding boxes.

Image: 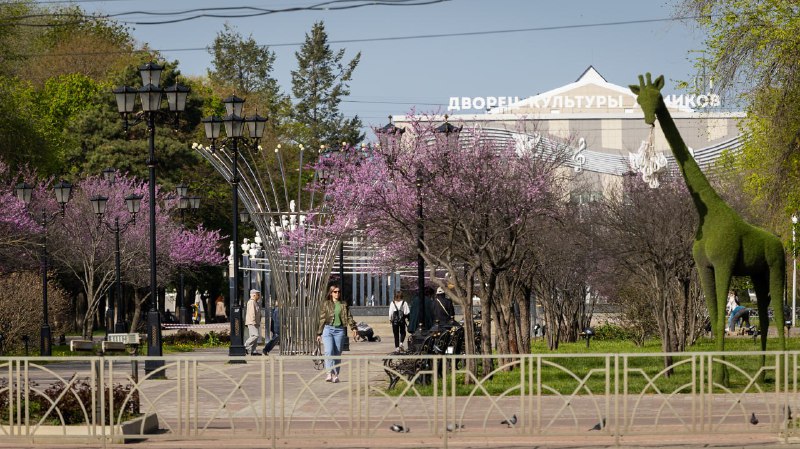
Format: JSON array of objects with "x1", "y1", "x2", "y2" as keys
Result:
[
  {"x1": 793, "y1": 214, "x2": 797, "y2": 328},
  {"x1": 15, "y1": 180, "x2": 73, "y2": 356},
  {"x1": 202, "y1": 96, "x2": 267, "y2": 357},
  {"x1": 318, "y1": 146, "x2": 349, "y2": 303},
  {"x1": 113, "y1": 62, "x2": 189, "y2": 374},
  {"x1": 89, "y1": 190, "x2": 143, "y2": 334},
  {"x1": 415, "y1": 115, "x2": 461, "y2": 331},
  {"x1": 414, "y1": 171, "x2": 425, "y2": 330},
  {"x1": 176, "y1": 186, "x2": 200, "y2": 325}
]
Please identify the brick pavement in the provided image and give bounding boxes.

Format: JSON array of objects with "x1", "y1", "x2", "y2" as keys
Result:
[{"x1": 3, "y1": 321, "x2": 800, "y2": 449}]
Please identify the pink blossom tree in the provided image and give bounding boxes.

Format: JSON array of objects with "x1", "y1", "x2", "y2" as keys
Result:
[
  {"x1": 0, "y1": 162, "x2": 40, "y2": 272},
  {"x1": 13, "y1": 169, "x2": 226, "y2": 337},
  {"x1": 310, "y1": 115, "x2": 572, "y2": 375}
]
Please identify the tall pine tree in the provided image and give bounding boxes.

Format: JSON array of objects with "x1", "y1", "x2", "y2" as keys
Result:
[
  {"x1": 208, "y1": 23, "x2": 290, "y2": 131},
  {"x1": 291, "y1": 21, "x2": 363, "y2": 150}
]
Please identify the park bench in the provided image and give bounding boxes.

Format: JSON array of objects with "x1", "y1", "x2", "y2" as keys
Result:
[{"x1": 383, "y1": 319, "x2": 482, "y2": 390}]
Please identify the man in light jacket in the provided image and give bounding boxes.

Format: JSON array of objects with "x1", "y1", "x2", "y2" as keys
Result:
[{"x1": 244, "y1": 289, "x2": 262, "y2": 355}]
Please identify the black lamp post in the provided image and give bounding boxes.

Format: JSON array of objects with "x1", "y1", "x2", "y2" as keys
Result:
[
  {"x1": 414, "y1": 170, "x2": 425, "y2": 330},
  {"x1": 176, "y1": 185, "x2": 200, "y2": 325},
  {"x1": 89, "y1": 189, "x2": 143, "y2": 334},
  {"x1": 318, "y1": 146, "x2": 348, "y2": 302},
  {"x1": 581, "y1": 327, "x2": 595, "y2": 348},
  {"x1": 15, "y1": 180, "x2": 72, "y2": 356},
  {"x1": 114, "y1": 62, "x2": 189, "y2": 374},
  {"x1": 413, "y1": 115, "x2": 461, "y2": 330},
  {"x1": 203, "y1": 96, "x2": 267, "y2": 357}
]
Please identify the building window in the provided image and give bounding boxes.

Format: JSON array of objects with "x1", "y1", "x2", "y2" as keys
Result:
[{"x1": 569, "y1": 190, "x2": 603, "y2": 205}]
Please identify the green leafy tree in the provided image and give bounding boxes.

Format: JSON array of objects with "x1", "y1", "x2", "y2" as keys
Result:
[
  {"x1": 291, "y1": 21, "x2": 363, "y2": 149},
  {"x1": 0, "y1": 76, "x2": 55, "y2": 173},
  {"x1": 682, "y1": 0, "x2": 800, "y2": 221},
  {"x1": 17, "y1": 4, "x2": 134, "y2": 87},
  {"x1": 207, "y1": 23, "x2": 289, "y2": 128}
]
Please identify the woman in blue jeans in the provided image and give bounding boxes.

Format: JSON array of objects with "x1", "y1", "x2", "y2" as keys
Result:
[{"x1": 316, "y1": 285, "x2": 357, "y2": 383}]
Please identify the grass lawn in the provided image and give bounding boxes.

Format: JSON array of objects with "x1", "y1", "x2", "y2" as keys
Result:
[{"x1": 387, "y1": 334, "x2": 800, "y2": 397}]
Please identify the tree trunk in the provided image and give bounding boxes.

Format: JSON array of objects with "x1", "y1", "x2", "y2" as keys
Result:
[
  {"x1": 479, "y1": 270, "x2": 497, "y2": 377},
  {"x1": 518, "y1": 287, "x2": 531, "y2": 354}
]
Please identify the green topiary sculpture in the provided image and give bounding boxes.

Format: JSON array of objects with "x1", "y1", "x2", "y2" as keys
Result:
[{"x1": 630, "y1": 73, "x2": 786, "y2": 377}]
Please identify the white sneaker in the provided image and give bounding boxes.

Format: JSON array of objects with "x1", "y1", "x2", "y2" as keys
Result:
[
  {"x1": 332, "y1": 375, "x2": 340, "y2": 383},
  {"x1": 325, "y1": 372, "x2": 333, "y2": 382},
  {"x1": 395, "y1": 347, "x2": 400, "y2": 352}
]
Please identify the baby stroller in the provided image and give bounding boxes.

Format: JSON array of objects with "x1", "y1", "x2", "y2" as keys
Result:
[{"x1": 354, "y1": 322, "x2": 381, "y2": 342}]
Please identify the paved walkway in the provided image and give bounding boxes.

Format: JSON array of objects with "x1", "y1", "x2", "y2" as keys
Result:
[{"x1": 4, "y1": 322, "x2": 800, "y2": 449}]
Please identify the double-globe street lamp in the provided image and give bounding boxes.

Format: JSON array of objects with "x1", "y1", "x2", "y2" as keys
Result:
[
  {"x1": 317, "y1": 145, "x2": 348, "y2": 302},
  {"x1": 408, "y1": 116, "x2": 462, "y2": 331},
  {"x1": 113, "y1": 62, "x2": 189, "y2": 374},
  {"x1": 202, "y1": 95, "x2": 267, "y2": 357},
  {"x1": 89, "y1": 183, "x2": 143, "y2": 334},
  {"x1": 14, "y1": 181, "x2": 73, "y2": 355},
  {"x1": 175, "y1": 184, "x2": 201, "y2": 325}
]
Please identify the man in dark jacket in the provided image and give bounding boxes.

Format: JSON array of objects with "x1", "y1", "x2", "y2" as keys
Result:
[{"x1": 432, "y1": 287, "x2": 455, "y2": 327}]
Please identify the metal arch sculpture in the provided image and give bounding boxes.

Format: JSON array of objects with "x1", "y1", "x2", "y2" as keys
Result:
[{"x1": 194, "y1": 142, "x2": 340, "y2": 355}]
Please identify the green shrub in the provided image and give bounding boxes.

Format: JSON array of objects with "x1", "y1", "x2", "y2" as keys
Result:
[
  {"x1": 162, "y1": 330, "x2": 204, "y2": 345},
  {"x1": 592, "y1": 323, "x2": 637, "y2": 341},
  {"x1": 0, "y1": 378, "x2": 137, "y2": 424},
  {"x1": 203, "y1": 331, "x2": 228, "y2": 346}
]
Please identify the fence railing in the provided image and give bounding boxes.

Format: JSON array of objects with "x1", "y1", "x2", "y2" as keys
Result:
[{"x1": 1, "y1": 351, "x2": 798, "y2": 447}]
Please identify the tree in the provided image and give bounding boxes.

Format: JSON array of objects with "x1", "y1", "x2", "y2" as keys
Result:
[
  {"x1": 15, "y1": 4, "x2": 134, "y2": 87},
  {"x1": 0, "y1": 161, "x2": 40, "y2": 272},
  {"x1": 291, "y1": 21, "x2": 363, "y2": 150},
  {"x1": 0, "y1": 76, "x2": 56, "y2": 174},
  {"x1": 681, "y1": 0, "x2": 800, "y2": 220},
  {"x1": 207, "y1": 22, "x2": 290, "y2": 130},
  {"x1": 591, "y1": 173, "x2": 707, "y2": 373},
  {"x1": 525, "y1": 207, "x2": 595, "y2": 350},
  {"x1": 0, "y1": 2, "x2": 138, "y2": 175},
  {"x1": 0, "y1": 271, "x2": 71, "y2": 354},
  {"x1": 308, "y1": 118, "x2": 571, "y2": 377},
  {"x1": 18, "y1": 171, "x2": 226, "y2": 337}
]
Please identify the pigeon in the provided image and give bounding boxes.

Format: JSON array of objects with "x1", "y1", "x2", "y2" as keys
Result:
[
  {"x1": 446, "y1": 423, "x2": 464, "y2": 432},
  {"x1": 750, "y1": 413, "x2": 759, "y2": 425},
  {"x1": 390, "y1": 424, "x2": 410, "y2": 433},
  {"x1": 589, "y1": 418, "x2": 606, "y2": 431},
  {"x1": 500, "y1": 414, "x2": 517, "y2": 427}
]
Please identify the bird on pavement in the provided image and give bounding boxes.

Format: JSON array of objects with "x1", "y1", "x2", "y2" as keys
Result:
[
  {"x1": 500, "y1": 414, "x2": 517, "y2": 427},
  {"x1": 589, "y1": 418, "x2": 606, "y2": 431},
  {"x1": 390, "y1": 424, "x2": 410, "y2": 433},
  {"x1": 750, "y1": 413, "x2": 759, "y2": 425},
  {"x1": 446, "y1": 423, "x2": 464, "y2": 432}
]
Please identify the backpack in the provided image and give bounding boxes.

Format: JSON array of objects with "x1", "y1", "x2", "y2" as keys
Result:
[{"x1": 391, "y1": 301, "x2": 405, "y2": 325}]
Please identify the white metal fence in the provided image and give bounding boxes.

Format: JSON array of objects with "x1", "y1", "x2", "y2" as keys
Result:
[{"x1": 1, "y1": 351, "x2": 798, "y2": 447}]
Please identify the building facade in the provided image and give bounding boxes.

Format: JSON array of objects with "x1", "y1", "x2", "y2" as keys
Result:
[{"x1": 394, "y1": 66, "x2": 744, "y2": 197}]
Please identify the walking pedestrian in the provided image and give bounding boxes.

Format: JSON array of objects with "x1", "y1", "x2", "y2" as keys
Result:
[
  {"x1": 389, "y1": 290, "x2": 410, "y2": 352},
  {"x1": 214, "y1": 294, "x2": 227, "y2": 323},
  {"x1": 244, "y1": 289, "x2": 262, "y2": 355},
  {"x1": 316, "y1": 285, "x2": 357, "y2": 383}
]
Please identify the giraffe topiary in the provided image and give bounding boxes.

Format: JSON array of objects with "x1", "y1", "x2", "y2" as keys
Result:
[{"x1": 629, "y1": 73, "x2": 786, "y2": 379}]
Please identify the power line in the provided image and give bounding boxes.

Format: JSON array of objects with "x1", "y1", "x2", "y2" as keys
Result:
[
  {"x1": 10, "y1": 0, "x2": 450, "y2": 25},
  {"x1": 9, "y1": 14, "x2": 709, "y2": 55}
]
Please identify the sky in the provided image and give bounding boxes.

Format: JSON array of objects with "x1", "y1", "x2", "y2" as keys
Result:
[{"x1": 70, "y1": 0, "x2": 707, "y2": 138}]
